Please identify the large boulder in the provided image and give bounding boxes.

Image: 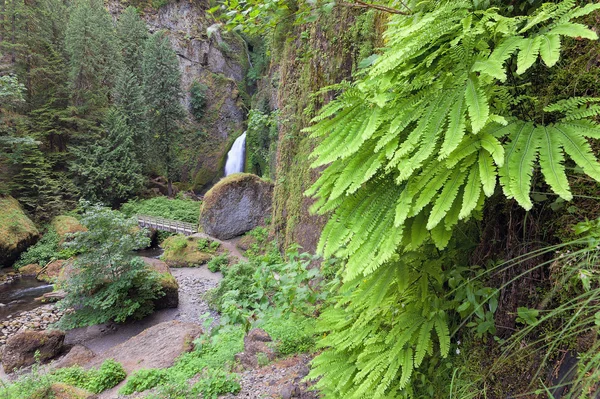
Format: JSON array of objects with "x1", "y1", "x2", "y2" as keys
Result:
[
  {"x1": 161, "y1": 235, "x2": 214, "y2": 267},
  {"x1": 2, "y1": 329, "x2": 65, "y2": 373},
  {"x1": 52, "y1": 345, "x2": 95, "y2": 369},
  {"x1": 142, "y1": 257, "x2": 179, "y2": 309},
  {"x1": 85, "y1": 320, "x2": 202, "y2": 374},
  {"x1": 0, "y1": 196, "x2": 39, "y2": 267},
  {"x1": 50, "y1": 216, "x2": 86, "y2": 245},
  {"x1": 200, "y1": 173, "x2": 273, "y2": 240}
]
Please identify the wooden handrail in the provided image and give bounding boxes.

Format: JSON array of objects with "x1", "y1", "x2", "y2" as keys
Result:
[{"x1": 136, "y1": 215, "x2": 198, "y2": 236}]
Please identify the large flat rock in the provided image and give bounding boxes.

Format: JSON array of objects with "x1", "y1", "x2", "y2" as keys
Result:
[{"x1": 85, "y1": 320, "x2": 202, "y2": 374}]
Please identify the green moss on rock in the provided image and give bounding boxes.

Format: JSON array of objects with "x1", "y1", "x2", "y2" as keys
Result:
[
  {"x1": 161, "y1": 235, "x2": 213, "y2": 267},
  {"x1": 50, "y1": 216, "x2": 86, "y2": 245},
  {"x1": 0, "y1": 196, "x2": 39, "y2": 267}
]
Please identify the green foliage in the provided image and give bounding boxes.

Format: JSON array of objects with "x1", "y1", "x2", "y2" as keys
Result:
[
  {"x1": 57, "y1": 204, "x2": 163, "y2": 328},
  {"x1": 14, "y1": 227, "x2": 61, "y2": 268},
  {"x1": 65, "y1": 0, "x2": 120, "y2": 116},
  {"x1": 120, "y1": 327, "x2": 244, "y2": 396},
  {"x1": 116, "y1": 6, "x2": 148, "y2": 80},
  {"x1": 0, "y1": 75, "x2": 25, "y2": 109},
  {"x1": 190, "y1": 81, "x2": 208, "y2": 120},
  {"x1": 258, "y1": 311, "x2": 316, "y2": 355},
  {"x1": 0, "y1": 359, "x2": 125, "y2": 397},
  {"x1": 246, "y1": 109, "x2": 278, "y2": 178},
  {"x1": 302, "y1": 2, "x2": 600, "y2": 395},
  {"x1": 119, "y1": 368, "x2": 168, "y2": 395},
  {"x1": 208, "y1": 246, "x2": 325, "y2": 328},
  {"x1": 143, "y1": 30, "x2": 185, "y2": 195},
  {"x1": 71, "y1": 109, "x2": 145, "y2": 207},
  {"x1": 120, "y1": 196, "x2": 200, "y2": 224},
  {"x1": 207, "y1": 254, "x2": 229, "y2": 273}
]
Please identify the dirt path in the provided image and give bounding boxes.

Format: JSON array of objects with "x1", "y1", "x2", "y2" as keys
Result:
[{"x1": 192, "y1": 233, "x2": 247, "y2": 263}]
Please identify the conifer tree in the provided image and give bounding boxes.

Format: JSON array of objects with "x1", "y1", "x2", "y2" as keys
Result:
[
  {"x1": 71, "y1": 109, "x2": 145, "y2": 207},
  {"x1": 142, "y1": 31, "x2": 184, "y2": 197},
  {"x1": 65, "y1": 0, "x2": 119, "y2": 123},
  {"x1": 116, "y1": 6, "x2": 147, "y2": 80}
]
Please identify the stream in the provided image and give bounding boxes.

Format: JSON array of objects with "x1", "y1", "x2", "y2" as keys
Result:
[{"x1": 0, "y1": 276, "x2": 53, "y2": 320}]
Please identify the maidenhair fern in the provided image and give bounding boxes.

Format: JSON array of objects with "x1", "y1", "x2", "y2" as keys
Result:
[{"x1": 307, "y1": 0, "x2": 600, "y2": 397}]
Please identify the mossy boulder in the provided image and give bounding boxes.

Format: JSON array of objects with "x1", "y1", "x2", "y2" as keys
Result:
[
  {"x1": 142, "y1": 257, "x2": 179, "y2": 309},
  {"x1": 200, "y1": 173, "x2": 273, "y2": 240},
  {"x1": 0, "y1": 196, "x2": 39, "y2": 267},
  {"x1": 37, "y1": 259, "x2": 69, "y2": 283},
  {"x1": 2, "y1": 330, "x2": 65, "y2": 373},
  {"x1": 20, "y1": 263, "x2": 42, "y2": 276},
  {"x1": 161, "y1": 235, "x2": 214, "y2": 267},
  {"x1": 50, "y1": 216, "x2": 86, "y2": 245}
]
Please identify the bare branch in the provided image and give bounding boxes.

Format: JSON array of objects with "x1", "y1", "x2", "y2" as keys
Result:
[{"x1": 339, "y1": 0, "x2": 411, "y2": 15}]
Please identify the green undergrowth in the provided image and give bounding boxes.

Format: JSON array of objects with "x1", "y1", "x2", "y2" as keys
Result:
[
  {"x1": 120, "y1": 196, "x2": 200, "y2": 224},
  {"x1": 13, "y1": 226, "x2": 70, "y2": 269},
  {"x1": 0, "y1": 359, "x2": 126, "y2": 399}
]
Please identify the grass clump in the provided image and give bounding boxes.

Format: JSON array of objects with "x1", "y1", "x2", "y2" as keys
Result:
[
  {"x1": 121, "y1": 197, "x2": 200, "y2": 224},
  {"x1": 0, "y1": 359, "x2": 126, "y2": 398},
  {"x1": 207, "y1": 254, "x2": 229, "y2": 273}
]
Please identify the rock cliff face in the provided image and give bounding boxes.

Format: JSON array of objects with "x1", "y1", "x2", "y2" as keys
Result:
[{"x1": 109, "y1": 0, "x2": 248, "y2": 192}]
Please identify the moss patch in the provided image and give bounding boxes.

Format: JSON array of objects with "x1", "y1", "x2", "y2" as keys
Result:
[
  {"x1": 161, "y1": 235, "x2": 223, "y2": 267},
  {"x1": 0, "y1": 196, "x2": 39, "y2": 267},
  {"x1": 51, "y1": 216, "x2": 86, "y2": 245}
]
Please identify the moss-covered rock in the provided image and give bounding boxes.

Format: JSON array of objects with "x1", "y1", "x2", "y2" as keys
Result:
[
  {"x1": 2, "y1": 330, "x2": 65, "y2": 373},
  {"x1": 50, "y1": 216, "x2": 86, "y2": 245},
  {"x1": 0, "y1": 196, "x2": 39, "y2": 267},
  {"x1": 200, "y1": 173, "x2": 273, "y2": 240},
  {"x1": 142, "y1": 257, "x2": 179, "y2": 309},
  {"x1": 19, "y1": 263, "x2": 42, "y2": 277},
  {"x1": 161, "y1": 235, "x2": 214, "y2": 267},
  {"x1": 33, "y1": 383, "x2": 95, "y2": 399}
]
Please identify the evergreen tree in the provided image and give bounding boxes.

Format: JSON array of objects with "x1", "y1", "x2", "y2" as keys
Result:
[
  {"x1": 116, "y1": 6, "x2": 147, "y2": 80},
  {"x1": 71, "y1": 109, "x2": 145, "y2": 207},
  {"x1": 65, "y1": 0, "x2": 119, "y2": 122},
  {"x1": 142, "y1": 31, "x2": 184, "y2": 197}
]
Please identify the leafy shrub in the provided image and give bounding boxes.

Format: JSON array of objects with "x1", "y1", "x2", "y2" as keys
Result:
[
  {"x1": 15, "y1": 227, "x2": 61, "y2": 268},
  {"x1": 207, "y1": 254, "x2": 229, "y2": 273},
  {"x1": 191, "y1": 368, "x2": 240, "y2": 398},
  {"x1": 57, "y1": 205, "x2": 163, "y2": 329},
  {"x1": 119, "y1": 368, "x2": 167, "y2": 395},
  {"x1": 259, "y1": 312, "x2": 316, "y2": 355},
  {"x1": 0, "y1": 359, "x2": 126, "y2": 397},
  {"x1": 190, "y1": 81, "x2": 208, "y2": 120},
  {"x1": 121, "y1": 197, "x2": 200, "y2": 224}
]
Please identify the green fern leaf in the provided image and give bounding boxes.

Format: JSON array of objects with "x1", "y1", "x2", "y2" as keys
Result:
[
  {"x1": 480, "y1": 132, "x2": 505, "y2": 167},
  {"x1": 465, "y1": 76, "x2": 489, "y2": 133},
  {"x1": 538, "y1": 126, "x2": 572, "y2": 201},
  {"x1": 440, "y1": 93, "x2": 467, "y2": 158},
  {"x1": 539, "y1": 34, "x2": 561, "y2": 67},
  {"x1": 508, "y1": 122, "x2": 540, "y2": 210},
  {"x1": 415, "y1": 321, "x2": 433, "y2": 367},
  {"x1": 516, "y1": 36, "x2": 542, "y2": 74},
  {"x1": 554, "y1": 123, "x2": 600, "y2": 182},
  {"x1": 427, "y1": 169, "x2": 465, "y2": 230},
  {"x1": 478, "y1": 150, "x2": 496, "y2": 197},
  {"x1": 434, "y1": 315, "x2": 450, "y2": 357},
  {"x1": 459, "y1": 165, "x2": 482, "y2": 220},
  {"x1": 399, "y1": 347, "x2": 414, "y2": 389},
  {"x1": 431, "y1": 222, "x2": 452, "y2": 249},
  {"x1": 549, "y1": 23, "x2": 598, "y2": 40}
]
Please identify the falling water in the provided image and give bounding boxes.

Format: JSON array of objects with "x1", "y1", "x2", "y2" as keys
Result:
[{"x1": 224, "y1": 132, "x2": 246, "y2": 176}]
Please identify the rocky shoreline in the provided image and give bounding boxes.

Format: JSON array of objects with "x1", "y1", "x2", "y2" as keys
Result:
[{"x1": 0, "y1": 304, "x2": 63, "y2": 347}]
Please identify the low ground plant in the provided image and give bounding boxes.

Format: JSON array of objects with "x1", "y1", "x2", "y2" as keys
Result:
[
  {"x1": 207, "y1": 254, "x2": 229, "y2": 272},
  {"x1": 120, "y1": 196, "x2": 200, "y2": 224}
]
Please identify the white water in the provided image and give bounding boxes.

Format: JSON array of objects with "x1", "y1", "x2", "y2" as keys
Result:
[{"x1": 224, "y1": 132, "x2": 246, "y2": 176}]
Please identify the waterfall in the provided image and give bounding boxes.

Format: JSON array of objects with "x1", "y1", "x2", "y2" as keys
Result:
[{"x1": 224, "y1": 132, "x2": 246, "y2": 176}]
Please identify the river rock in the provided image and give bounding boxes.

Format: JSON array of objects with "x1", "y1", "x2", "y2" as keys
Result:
[
  {"x1": 37, "y1": 259, "x2": 69, "y2": 283},
  {"x1": 84, "y1": 320, "x2": 202, "y2": 374},
  {"x1": 200, "y1": 174, "x2": 273, "y2": 240},
  {"x1": 2, "y1": 329, "x2": 65, "y2": 373},
  {"x1": 0, "y1": 196, "x2": 40, "y2": 267},
  {"x1": 53, "y1": 345, "x2": 95, "y2": 369},
  {"x1": 142, "y1": 257, "x2": 179, "y2": 309},
  {"x1": 235, "y1": 328, "x2": 276, "y2": 369}
]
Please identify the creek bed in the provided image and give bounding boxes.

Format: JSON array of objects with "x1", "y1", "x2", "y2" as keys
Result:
[{"x1": 0, "y1": 276, "x2": 53, "y2": 320}]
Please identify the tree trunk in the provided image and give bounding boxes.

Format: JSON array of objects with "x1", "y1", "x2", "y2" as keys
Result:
[{"x1": 167, "y1": 179, "x2": 173, "y2": 198}]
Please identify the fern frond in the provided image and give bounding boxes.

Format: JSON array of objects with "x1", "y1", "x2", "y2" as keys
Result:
[
  {"x1": 478, "y1": 150, "x2": 497, "y2": 197},
  {"x1": 507, "y1": 122, "x2": 540, "y2": 210},
  {"x1": 465, "y1": 75, "x2": 489, "y2": 133},
  {"x1": 554, "y1": 123, "x2": 600, "y2": 182},
  {"x1": 427, "y1": 168, "x2": 465, "y2": 230},
  {"x1": 538, "y1": 34, "x2": 561, "y2": 67},
  {"x1": 439, "y1": 93, "x2": 467, "y2": 158},
  {"x1": 544, "y1": 97, "x2": 600, "y2": 113},
  {"x1": 538, "y1": 126, "x2": 572, "y2": 201},
  {"x1": 548, "y1": 23, "x2": 598, "y2": 40},
  {"x1": 459, "y1": 165, "x2": 482, "y2": 220},
  {"x1": 516, "y1": 36, "x2": 542, "y2": 75}
]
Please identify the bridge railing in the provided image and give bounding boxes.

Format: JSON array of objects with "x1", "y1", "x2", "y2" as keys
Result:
[{"x1": 137, "y1": 215, "x2": 198, "y2": 236}]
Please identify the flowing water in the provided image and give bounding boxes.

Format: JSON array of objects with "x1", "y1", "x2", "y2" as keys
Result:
[
  {"x1": 0, "y1": 276, "x2": 53, "y2": 319},
  {"x1": 224, "y1": 131, "x2": 246, "y2": 176}
]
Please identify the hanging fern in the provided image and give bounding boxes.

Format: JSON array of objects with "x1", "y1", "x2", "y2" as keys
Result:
[{"x1": 307, "y1": 0, "x2": 600, "y2": 397}]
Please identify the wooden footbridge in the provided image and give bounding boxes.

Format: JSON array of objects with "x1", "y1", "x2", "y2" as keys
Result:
[{"x1": 137, "y1": 215, "x2": 198, "y2": 236}]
